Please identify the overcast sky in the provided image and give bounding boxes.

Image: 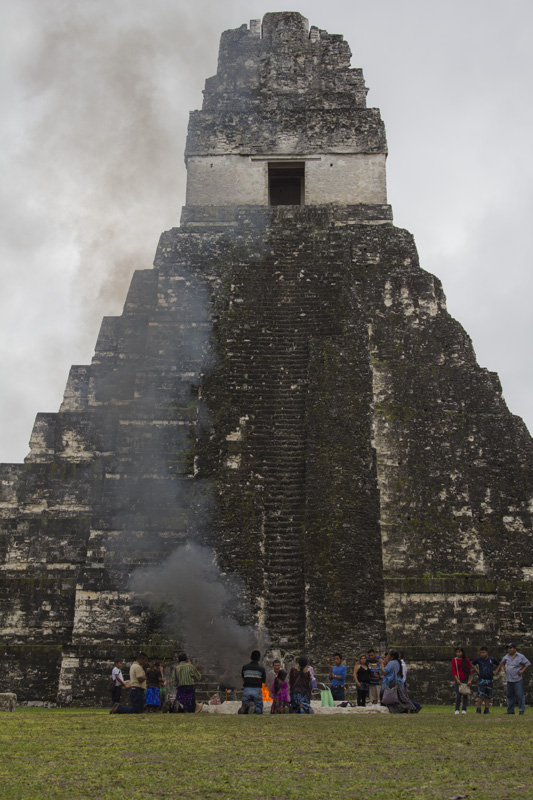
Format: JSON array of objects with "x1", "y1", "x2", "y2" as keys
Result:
[{"x1": 1, "y1": 0, "x2": 532, "y2": 462}]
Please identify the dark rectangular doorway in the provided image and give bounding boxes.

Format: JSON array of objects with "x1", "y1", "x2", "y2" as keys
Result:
[{"x1": 268, "y1": 162, "x2": 305, "y2": 206}]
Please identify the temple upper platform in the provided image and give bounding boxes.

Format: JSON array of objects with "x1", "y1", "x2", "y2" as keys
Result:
[{"x1": 184, "y1": 12, "x2": 388, "y2": 209}]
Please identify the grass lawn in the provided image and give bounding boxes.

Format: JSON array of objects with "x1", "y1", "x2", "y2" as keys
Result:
[{"x1": 0, "y1": 706, "x2": 531, "y2": 800}]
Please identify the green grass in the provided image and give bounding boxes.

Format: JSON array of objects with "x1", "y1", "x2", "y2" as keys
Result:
[{"x1": 1, "y1": 707, "x2": 531, "y2": 799}]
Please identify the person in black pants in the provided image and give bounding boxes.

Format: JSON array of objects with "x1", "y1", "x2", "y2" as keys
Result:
[
  {"x1": 110, "y1": 653, "x2": 148, "y2": 714},
  {"x1": 329, "y1": 653, "x2": 347, "y2": 702},
  {"x1": 353, "y1": 653, "x2": 371, "y2": 706},
  {"x1": 110, "y1": 657, "x2": 127, "y2": 705}
]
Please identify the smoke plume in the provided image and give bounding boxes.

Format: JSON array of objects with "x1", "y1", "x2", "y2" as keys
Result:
[{"x1": 129, "y1": 542, "x2": 269, "y2": 684}]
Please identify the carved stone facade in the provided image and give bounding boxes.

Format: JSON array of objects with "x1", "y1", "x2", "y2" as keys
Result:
[{"x1": 1, "y1": 13, "x2": 532, "y2": 705}]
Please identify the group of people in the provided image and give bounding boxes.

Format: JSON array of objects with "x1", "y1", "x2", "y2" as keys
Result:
[
  {"x1": 109, "y1": 642, "x2": 530, "y2": 716},
  {"x1": 237, "y1": 648, "x2": 422, "y2": 715},
  {"x1": 110, "y1": 654, "x2": 168, "y2": 714},
  {"x1": 452, "y1": 643, "x2": 530, "y2": 715},
  {"x1": 239, "y1": 651, "x2": 317, "y2": 714},
  {"x1": 110, "y1": 651, "x2": 203, "y2": 714}
]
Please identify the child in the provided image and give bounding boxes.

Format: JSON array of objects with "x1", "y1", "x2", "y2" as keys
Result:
[
  {"x1": 452, "y1": 647, "x2": 472, "y2": 714},
  {"x1": 270, "y1": 669, "x2": 290, "y2": 714},
  {"x1": 472, "y1": 647, "x2": 500, "y2": 714}
]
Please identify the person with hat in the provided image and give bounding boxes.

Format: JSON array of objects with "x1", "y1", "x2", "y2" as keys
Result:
[{"x1": 495, "y1": 642, "x2": 531, "y2": 715}]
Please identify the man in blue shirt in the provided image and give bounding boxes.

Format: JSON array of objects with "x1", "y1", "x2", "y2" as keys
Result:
[
  {"x1": 496, "y1": 642, "x2": 531, "y2": 715},
  {"x1": 329, "y1": 653, "x2": 347, "y2": 702},
  {"x1": 472, "y1": 647, "x2": 500, "y2": 714}
]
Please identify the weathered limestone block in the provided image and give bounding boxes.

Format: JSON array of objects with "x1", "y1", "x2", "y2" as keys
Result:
[{"x1": 0, "y1": 693, "x2": 16, "y2": 711}]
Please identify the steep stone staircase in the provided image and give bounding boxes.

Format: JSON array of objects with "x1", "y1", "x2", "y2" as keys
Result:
[{"x1": 218, "y1": 230, "x2": 346, "y2": 655}]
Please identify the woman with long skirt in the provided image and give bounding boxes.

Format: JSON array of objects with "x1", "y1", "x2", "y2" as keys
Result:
[
  {"x1": 381, "y1": 650, "x2": 418, "y2": 714},
  {"x1": 174, "y1": 651, "x2": 203, "y2": 713},
  {"x1": 289, "y1": 656, "x2": 314, "y2": 714}
]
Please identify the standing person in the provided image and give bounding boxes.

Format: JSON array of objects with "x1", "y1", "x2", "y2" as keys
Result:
[
  {"x1": 367, "y1": 649, "x2": 383, "y2": 705},
  {"x1": 399, "y1": 651, "x2": 408, "y2": 687},
  {"x1": 307, "y1": 661, "x2": 318, "y2": 692},
  {"x1": 110, "y1": 658, "x2": 127, "y2": 706},
  {"x1": 496, "y1": 642, "x2": 531, "y2": 715},
  {"x1": 289, "y1": 656, "x2": 314, "y2": 714},
  {"x1": 174, "y1": 652, "x2": 204, "y2": 713},
  {"x1": 472, "y1": 647, "x2": 500, "y2": 714},
  {"x1": 110, "y1": 652, "x2": 148, "y2": 714},
  {"x1": 270, "y1": 669, "x2": 290, "y2": 714},
  {"x1": 238, "y1": 650, "x2": 266, "y2": 715},
  {"x1": 452, "y1": 647, "x2": 472, "y2": 715},
  {"x1": 157, "y1": 660, "x2": 167, "y2": 709},
  {"x1": 380, "y1": 650, "x2": 417, "y2": 714},
  {"x1": 353, "y1": 653, "x2": 371, "y2": 707},
  {"x1": 329, "y1": 653, "x2": 347, "y2": 702},
  {"x1": 145, "y1": 660, "x2": 165, "y2": 713}
]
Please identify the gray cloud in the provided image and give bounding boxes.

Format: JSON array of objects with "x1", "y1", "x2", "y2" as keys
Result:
[{"x1": 1, "y1": 0, "x2": 532, "y2": 462}]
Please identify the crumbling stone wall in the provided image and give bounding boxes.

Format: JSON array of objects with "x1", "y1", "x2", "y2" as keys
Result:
[
  {"x1": 185, "y1": 12, "x2": 387, "y2": 207},
  {"x1": 0, "y1": 13, "x2": 532, "y2": 705}
]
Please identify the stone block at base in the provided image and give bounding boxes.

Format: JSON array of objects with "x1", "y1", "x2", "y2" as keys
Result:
[{"x1": 0, "y1": 693, "x2": 17, "y2": 712}]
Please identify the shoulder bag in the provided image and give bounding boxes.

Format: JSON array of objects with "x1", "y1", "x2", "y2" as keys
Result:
[{"x1": 381, "y1": 663, "x2": 399, "y2": 705}]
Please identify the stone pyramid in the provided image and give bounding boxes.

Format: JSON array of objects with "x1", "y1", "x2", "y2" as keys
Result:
[{"x1": 0, "y1": 12, "x2": 531, "y2": 705}]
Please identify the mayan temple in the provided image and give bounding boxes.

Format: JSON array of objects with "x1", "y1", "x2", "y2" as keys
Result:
[{"x1": 1, "y1": 12, "x2": 532, "y2": 705}]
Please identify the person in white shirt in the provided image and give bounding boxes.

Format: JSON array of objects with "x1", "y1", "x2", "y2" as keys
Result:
[
  {"x1": 111, "y1": 658, "x2": 127, "y2": 705},
  {"x1": 399, "y1": 652, "x2": 408, "y2": 686}
]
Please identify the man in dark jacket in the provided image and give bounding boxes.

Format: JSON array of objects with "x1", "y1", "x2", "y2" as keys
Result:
[{"x1": 238, "y1": 650, "x2": 266, "y2": 715}]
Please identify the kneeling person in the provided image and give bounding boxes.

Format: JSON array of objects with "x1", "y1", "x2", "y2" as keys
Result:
[
  {"x1": 174, "y1": 652, "x2": 204, "y2": 713},
  {"x1": 239, "y1": 650, "x2": 266, "y2": 715},
  {"x1": 110, "y1": 653, "x2": 148, "y2": 714}
]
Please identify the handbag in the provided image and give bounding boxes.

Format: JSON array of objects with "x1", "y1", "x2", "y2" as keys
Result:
[
  {"x1": 381, "y1": 662, "x2": 399, "y2": 705},
  {"x1": 382, "y1": 685, "x2": 399, "y2": 705},
  {"x1": 321, "y1": 687, "x2": 335, "y2": 707},
  {"x1": 454, "y1": 659, "x2": 471, "y2": 695}
]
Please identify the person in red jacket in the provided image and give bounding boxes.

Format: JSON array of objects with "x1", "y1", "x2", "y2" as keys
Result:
[{"x1": 452, "y1": 647, "x2": 472, "y2": 714}]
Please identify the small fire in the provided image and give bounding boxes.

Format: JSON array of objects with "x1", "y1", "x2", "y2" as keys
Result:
[{"x1": 262, "y1": 683, "x2": 271, "y2": 701}]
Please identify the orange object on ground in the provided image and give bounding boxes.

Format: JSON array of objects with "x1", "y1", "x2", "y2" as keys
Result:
[{"x1": 262, "y1": 683, "x2": 272, "y2": 701}]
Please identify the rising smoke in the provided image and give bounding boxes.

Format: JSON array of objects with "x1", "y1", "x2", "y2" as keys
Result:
[
  {"x1": 0, "y1": 0, "x2": 230, "y2": 462},
  {"x1": 129, "y1": 542, "x2": 269, "y2": 683}
]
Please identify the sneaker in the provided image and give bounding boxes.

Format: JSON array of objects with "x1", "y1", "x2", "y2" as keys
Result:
[
  {"x1": 248, "y1": 703, "x2": 256, "y2": 714},
  {"x1": 461, "y1": 710, "x2": 467, "y2": 715},
  {"x1": 476, "y1": 708, "x2": 481, "y2": 714},
  {"x1": 519, "y1": 711, "x2": 525, "y2": 715},
  {"x1": 194, "y1": 702, "x2": 203, "y2": 713},
  {"x1": 484, "y1": 709, "x2": 490, "y2": 714},
  {"x1": 454, "y1": 710, "x2": 460, "y2": 715},
  {"x1": 237, "y1": 703, "x2": 249, "y2": 715},
  {"x1": 109, "y1": 703, "x2": 119, "y2": 714}
]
